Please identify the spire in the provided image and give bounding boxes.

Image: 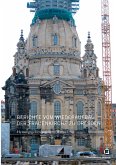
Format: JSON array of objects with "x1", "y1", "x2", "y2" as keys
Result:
[
  {"x1": 88, "y1": 31, "x2": 91, "y2": 39},
  {"x1": 17, "y1": 29, "x2": 25, "y2": 54},
  {"x1": 85, "y1": 32, "x2": 94, "y2": 51},
  {"x1": 17, "y1": 29, "x2": 25, "y2": 45},
  {"x1": 81, "y1": 32, "x2": 99, "y2": 79},
  {"x1": 19, "y1": 29, "x2": 24, "y2": 42}
]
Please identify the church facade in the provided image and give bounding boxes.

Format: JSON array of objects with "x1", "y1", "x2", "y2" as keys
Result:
[{"x1": 3, "y1": 0, "x2": 104, "y2": 152}]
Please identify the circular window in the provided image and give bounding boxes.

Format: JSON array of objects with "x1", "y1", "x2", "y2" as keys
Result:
[{"x1": 53, "y1": 82, "x2": 61, "y2": 94}]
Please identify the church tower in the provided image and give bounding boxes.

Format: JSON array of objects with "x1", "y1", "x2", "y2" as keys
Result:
[
  {"x1": 81, "y1": 32, "x2": 99, "y2": 79},
  {"x1": 3, "y1": 0, "x2": 104, "y2": 152}
]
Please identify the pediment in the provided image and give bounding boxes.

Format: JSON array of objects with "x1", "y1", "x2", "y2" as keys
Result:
[{"x1": 40, "y1": 78, "x2": 75, "y2": 89}]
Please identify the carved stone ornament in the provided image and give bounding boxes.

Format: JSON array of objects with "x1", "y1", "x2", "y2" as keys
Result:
[{"x1": 29, "y1": 46, "x2": 80, "y2": 58}]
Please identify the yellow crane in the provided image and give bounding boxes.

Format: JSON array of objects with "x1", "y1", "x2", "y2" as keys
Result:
[{"x1": 101, "y1": 0, "x2": 113, "y2": 151}]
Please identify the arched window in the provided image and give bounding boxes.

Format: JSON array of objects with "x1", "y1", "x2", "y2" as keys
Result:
[
  {"x1": 26, "y1": 68, "x2": 29, "y2": 77},
  {"x1": 32, "y1": 35, "x2": 38, "y2": 47},
  {"x1": 97, "y1": 101, "x2": 101, "y2": 116},
  {"x1": 29, "y1": 101, "x2": 37, "y2": 130},
  {"x1": 54, "y1": 101, "x2": 61, "y2": 130},
  {"x1": 76, "y1": 101, "x2": 84, "y2": 115},
  {"x1": 13, "y1": 68, "x2": 16, "y2": 76},
  {"x1": 11, "y1": 102, "x2": 16, "y2": 116},
  {"x1": 10, "y1": 101, "x2": 17, "y2": 130},
  {"x1": 53, "y1": 64, "x2": 60, "y2": 75},
  {"x1": 74, "y1": 38, "x2": 77, "y2": 47},
  {"x1": 76, "y1": 101, "x2": 84, "y2": 130},
  {"x1": 10, "y1": 86, "x2": 14, "y2": 94},
  {"x1": 72, "y1": 36, "x2": 77, "y2": 48},
  {"x1": 53, "y1": 34, "x2": 58, "y2": 45},
  {"x1": 84, "y1": 69, "x2": 87, "y2": 78},
  {"x1": 30, "y1": 101, "x2": 37, "y2": 115},
  {"x1": 96, "y1": 69, "x2": 99, "y2": 77}
]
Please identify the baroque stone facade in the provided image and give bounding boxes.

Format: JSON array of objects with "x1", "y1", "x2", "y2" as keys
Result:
[{"x1": 3, "y1": 3, "x2": 104, "y2": 152}]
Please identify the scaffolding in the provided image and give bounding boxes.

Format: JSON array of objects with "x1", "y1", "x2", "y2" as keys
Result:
[{"x1": 27, "y1": 0, "x2": 80, "y2": 24}]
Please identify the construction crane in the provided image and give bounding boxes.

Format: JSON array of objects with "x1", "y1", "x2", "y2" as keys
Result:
[{"x1": 101, "y1": 0, "x2": 113, "y2": 150}]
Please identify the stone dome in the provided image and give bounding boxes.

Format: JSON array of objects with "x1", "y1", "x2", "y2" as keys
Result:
[
  {"x1": 26, "y1": 18, "x2": 81, "y2": 79},
  {"x1": 26, "y1": 18, "x2": 81, "y2": 59}
]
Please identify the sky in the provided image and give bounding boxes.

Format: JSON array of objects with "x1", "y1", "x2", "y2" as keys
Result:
[{"x1": 0, "y1": 0, "x2": 116, "y2": 103}]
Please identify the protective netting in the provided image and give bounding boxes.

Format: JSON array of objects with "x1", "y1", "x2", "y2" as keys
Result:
[{"x1": 32, "y1": 8, "x2": 75, "y2": 25}]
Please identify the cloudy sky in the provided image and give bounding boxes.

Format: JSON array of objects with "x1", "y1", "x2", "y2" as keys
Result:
[{"x1": 0, "y1": 0, "x2": 116, "y2": 102}]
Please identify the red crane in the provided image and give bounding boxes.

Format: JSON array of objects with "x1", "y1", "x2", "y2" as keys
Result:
[{"x1": 101, "y1": 0, "x2": 113, "y2": 150}]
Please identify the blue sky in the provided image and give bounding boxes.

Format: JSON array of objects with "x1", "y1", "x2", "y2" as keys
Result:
[{"x1": 0, "y1": 0, "x2": 116, "y2": 102}]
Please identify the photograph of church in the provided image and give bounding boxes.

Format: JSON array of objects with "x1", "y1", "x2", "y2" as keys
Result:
[{"x1": 3, "y1": 0, "x2": 104, "y2": 153}]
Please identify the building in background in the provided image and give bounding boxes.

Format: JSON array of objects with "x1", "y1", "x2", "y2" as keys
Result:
[
  {"x1": 3, "y1": 0, "x2": 105, "y2": 152},
  {"x1": 2, "y1": 72, "x2": 30, "y2": 152},
  {"x1": 112, "y1": 104, "x2": 116, "y2": 145}
]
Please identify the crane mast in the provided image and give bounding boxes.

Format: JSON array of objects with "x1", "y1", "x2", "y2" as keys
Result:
[{"x1": 101, "y1": 0, "x2": 113, "y2": 149}]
